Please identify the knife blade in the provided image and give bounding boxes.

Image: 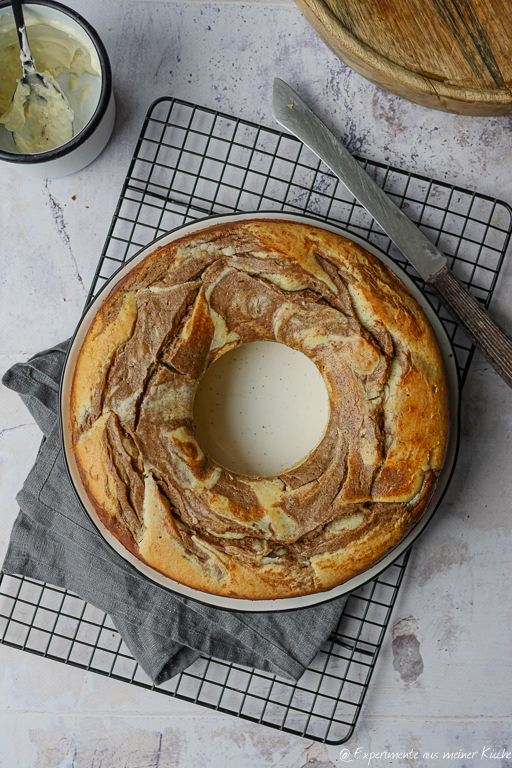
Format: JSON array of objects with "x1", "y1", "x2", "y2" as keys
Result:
[
  {"x1": 272, "y1": 77, "x2": 512, "y2": 390},
  {"x1": 272, "y1": 78, "x2": 446, "y2": 282}
]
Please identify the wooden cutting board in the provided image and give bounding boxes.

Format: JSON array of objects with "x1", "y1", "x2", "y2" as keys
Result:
[{"x1": 294, "y1": 0, "x2": 512, "y2": 114}]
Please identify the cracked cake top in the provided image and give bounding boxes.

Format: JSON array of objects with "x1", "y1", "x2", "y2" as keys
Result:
[{"x1": 69, "y1": 219, "x2": 448, "y2": 599}]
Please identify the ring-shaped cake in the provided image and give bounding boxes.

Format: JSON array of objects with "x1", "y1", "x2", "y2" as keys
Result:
[{"x1": 70, "y1": 219, "x2": 449, "y2": 599}]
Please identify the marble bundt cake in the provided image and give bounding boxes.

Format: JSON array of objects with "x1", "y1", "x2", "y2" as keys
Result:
[{"x1": 69, "y1": 219, "x2": 448, "y2": 599}]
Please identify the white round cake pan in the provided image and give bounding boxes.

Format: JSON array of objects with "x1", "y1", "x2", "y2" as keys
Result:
[{"x1": 61, "y1": 212, "x2": 460, "y2": 612}]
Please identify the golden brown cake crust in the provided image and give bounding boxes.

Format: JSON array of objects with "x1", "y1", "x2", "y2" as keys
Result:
[{"x1": 70, "y1": 219, "x2": 449, "y2": 599}]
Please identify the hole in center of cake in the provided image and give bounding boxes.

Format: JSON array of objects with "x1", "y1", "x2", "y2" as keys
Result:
[{"x1": 192, "y1": 341, "x2": 330, "y2": 477}]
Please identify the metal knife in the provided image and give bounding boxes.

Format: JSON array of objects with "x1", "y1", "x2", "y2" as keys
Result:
[{"x1": 272, "y1": 77, "x2": 512, "y2": 389}]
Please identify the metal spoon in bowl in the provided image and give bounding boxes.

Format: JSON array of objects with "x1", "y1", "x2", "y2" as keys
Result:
[{"x1": 0, "y1": 0, "x2": 74, "y2": 153}]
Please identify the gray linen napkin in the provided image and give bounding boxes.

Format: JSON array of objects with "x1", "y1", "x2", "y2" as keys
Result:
[{"x1": 1, "y1": 341, "x2": 347, "y2": 684}]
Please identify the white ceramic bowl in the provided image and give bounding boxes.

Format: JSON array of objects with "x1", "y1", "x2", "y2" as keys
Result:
[
  {"x1": 61, "y1": 212, "x2": 460, "y2": 612},
  {"x1": 0, "y1": 0, "x2": 114, "y2": 177}
]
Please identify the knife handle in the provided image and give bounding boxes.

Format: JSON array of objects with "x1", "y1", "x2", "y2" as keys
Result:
[{"x1": 428, "y1": 265, "x2": 512, "y2": 388}]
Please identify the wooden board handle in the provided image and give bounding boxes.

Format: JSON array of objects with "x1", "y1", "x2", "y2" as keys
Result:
[{"x1": 428, "y1": 265, "x2": 512, "y2": 388}]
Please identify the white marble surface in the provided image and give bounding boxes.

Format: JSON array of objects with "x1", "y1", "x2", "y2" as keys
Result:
[{"x1": 1, "y1": 1, "x2": 512, "y2": 765}]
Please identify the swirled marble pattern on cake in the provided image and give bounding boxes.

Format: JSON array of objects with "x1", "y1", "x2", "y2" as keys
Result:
[{"x1": 70, "y1": 220, "x2": 448, "y2": 599}]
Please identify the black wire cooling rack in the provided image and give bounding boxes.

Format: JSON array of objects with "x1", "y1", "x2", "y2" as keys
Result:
[{"x1": 1, "y1": 97, "x2": 512, "y2": 745}]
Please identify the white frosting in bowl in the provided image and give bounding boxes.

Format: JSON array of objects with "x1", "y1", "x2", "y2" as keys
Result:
[{"x1": 0, "y1": 9, "x2": 101, "y2": 154}]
